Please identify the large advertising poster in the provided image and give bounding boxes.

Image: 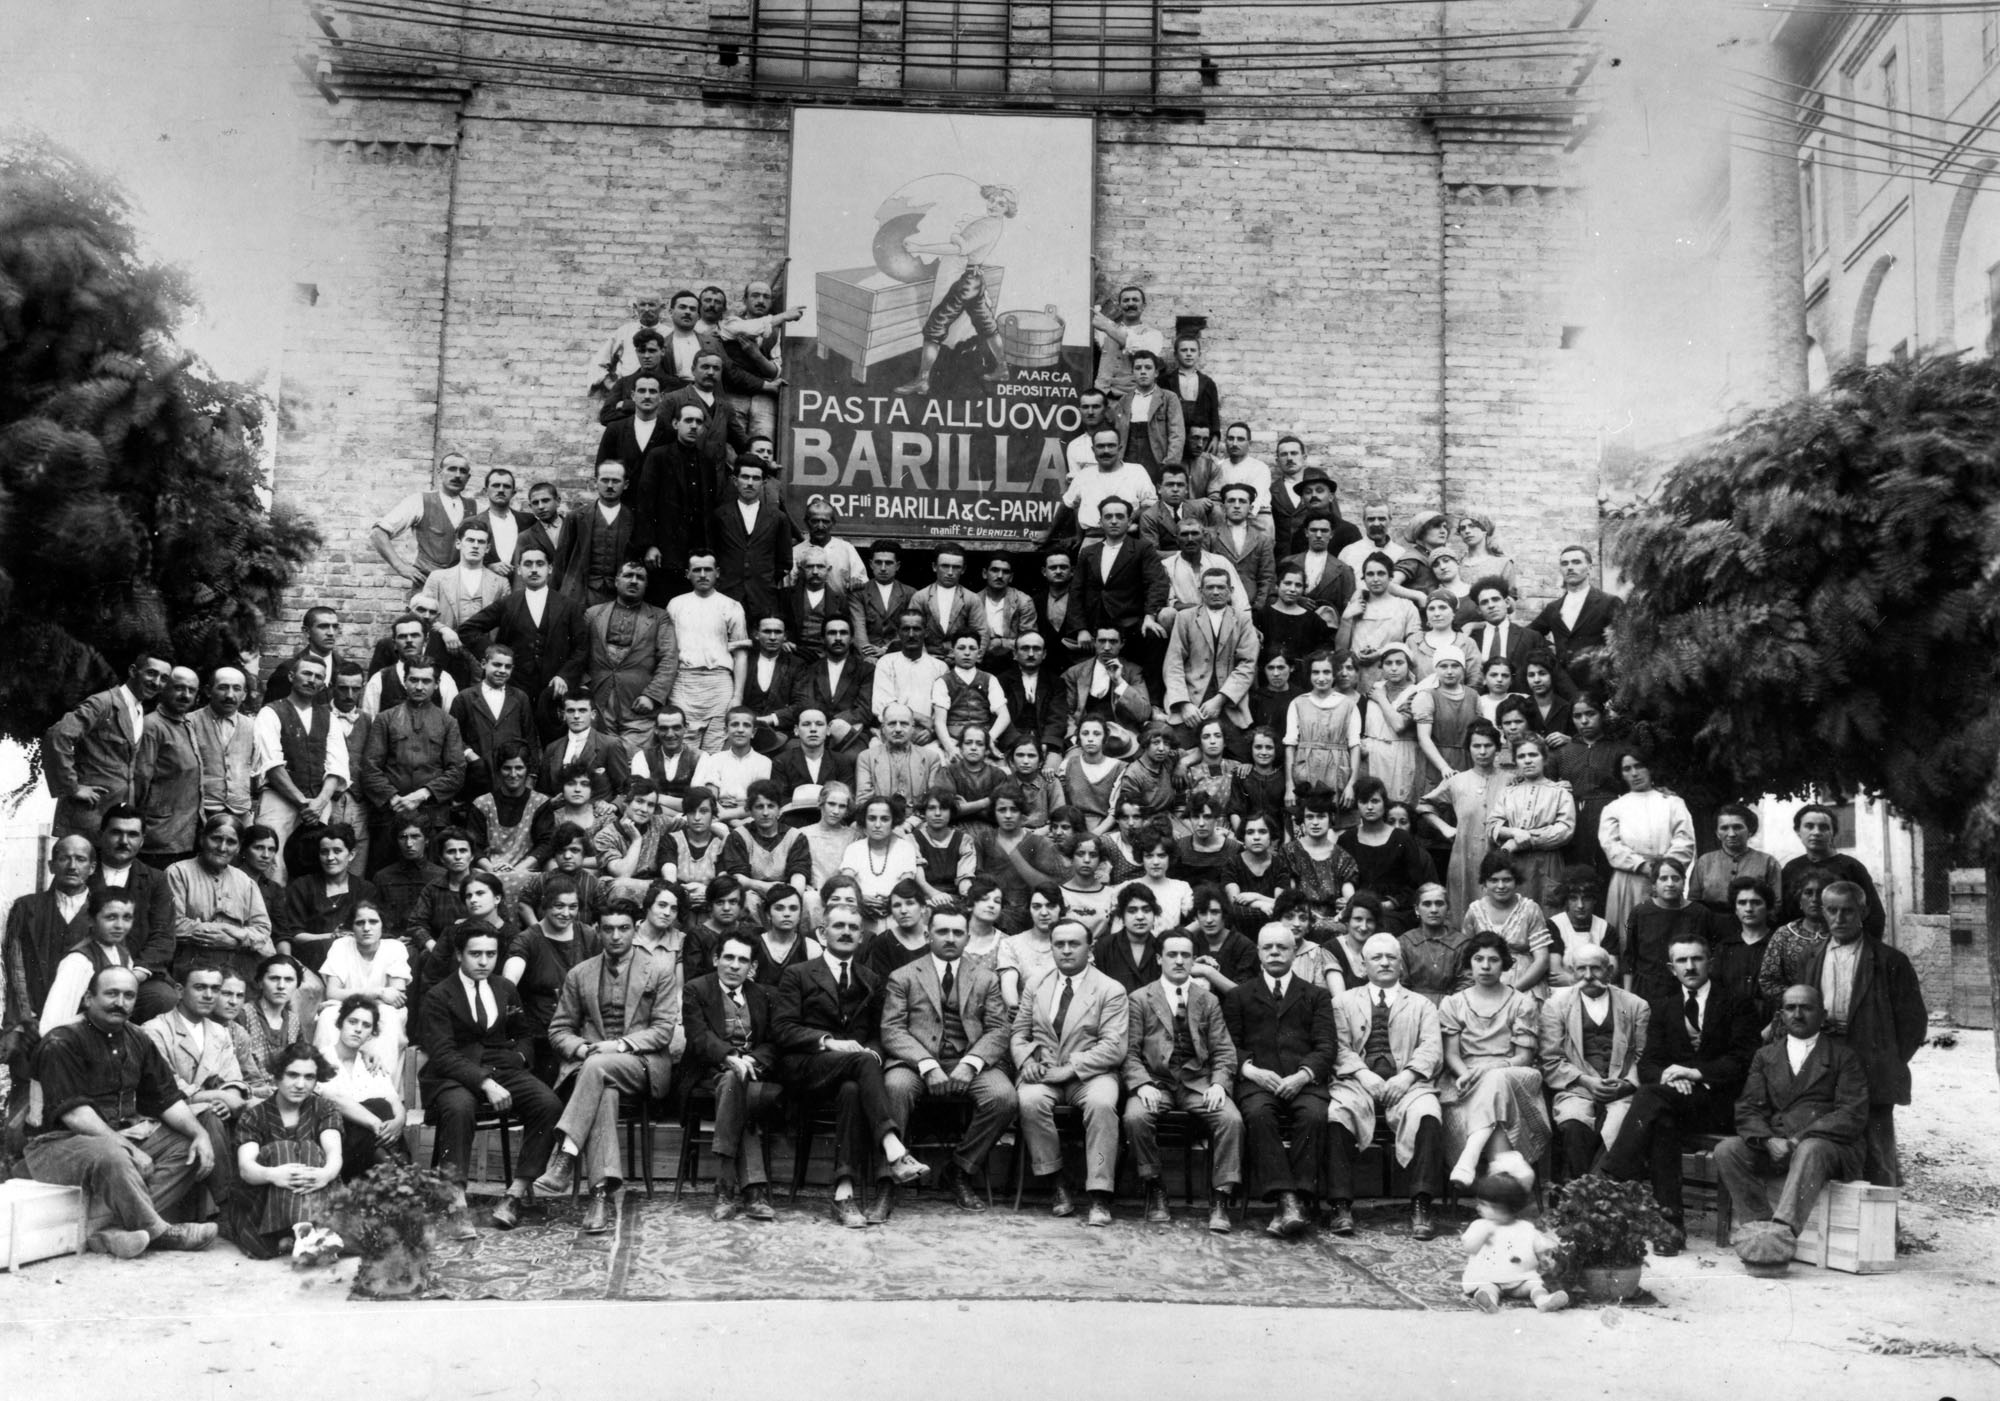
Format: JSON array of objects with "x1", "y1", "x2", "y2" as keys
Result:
[{"x1": 783, "y1": 108, "x2": 1094, "y2": 548}]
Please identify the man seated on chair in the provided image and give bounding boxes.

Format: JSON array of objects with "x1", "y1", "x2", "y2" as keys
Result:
[
  {"x1": 1538, "y1": 941, "x2": 1649, "y2": 1180},
  {"x1": 26, "y1": 966, "x2": 219, "y2": 1259},
  {"x1": 140, "y1": 960, "x2": 246, "y2": 1208},
  {"x1": 770, "y1": 903, "x2": 931, "y2": 1229},
  {"x1": 1012, "y1": 918, "x2": 1130, "y2": 1227},
  {"x1": 879, "y1": 907, "x2": 1018, "y2": 1217},
  {"x1": 683, "y1": 932, "x2": 783, "y2": 1222},
  {"x1": 533, "y1": 899, "x2": 681, "y2": 1233},
  {"x1": 1222, "y1": 921, "x2": 1337, "y2": 1240},
  {"x1": 1123, "y1": 928, "x2": 1244, "y2": 1233},
  {"x1": 1325, "y1": 932, "x2": 1446, "y2": 1240},
  {"x1": 1713, "y1": 984, "x2": 1870, "y2": 1246},
  {"x1": 417, "y1": 922, "x2": 562, "y2": 1231},
  {"x1": 1598, "y1": 933, "x2": 1759, "y2": 1255}
]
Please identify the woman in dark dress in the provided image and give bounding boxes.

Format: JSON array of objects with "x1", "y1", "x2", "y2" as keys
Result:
[
  {"x1": 1545, "y1": 690, "x2": 1621, "y2": 882},
  {"x1": 1710, "y1": 875, "x2": 1779, "y2": 1029},
  {"x1": 751, "y1": 884, "x2": 822, "y2": 986},
  {"x1": 500, "y1": 873, "x2": 602, "y2": 1084},
  {"x1": 278, "y1": 825, "x2": 378, "y2": 983},
  {"x1": 1254, "y1": 562, "x2": 1335, "y2": 667},
  {"x1": 1620, "y1": 856, "x2": 1720, "y2": 1006},
  {"x1": 229, "y1": 1042, "x2": 344, "y2": 1260},
  {"x1": 1337, "y1": 777, "x2": 1434, "y2": 930},
  {"x1": 1173, "y1": 793, "x2": 1242, "y2": 886}
]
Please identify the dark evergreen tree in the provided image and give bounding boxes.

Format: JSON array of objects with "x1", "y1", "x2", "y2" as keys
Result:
[
  {"x1": 1607, "y1": 353, "x2": 2000, "y2": 1079},
  {"x1": 0, "y1": 137, "x2": 318, "y2": 750}
]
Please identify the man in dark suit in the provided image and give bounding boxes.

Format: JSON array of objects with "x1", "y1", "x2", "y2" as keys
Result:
[
  {"x1": 1124, "y1": 930, "x2": 1243, "y2": 1232},
  {"x1": 553, "y1": 460, "x2": 642, "y2": 607},
  {"x1": 783, "y1": 551, "x2": 851, "y2": 667},
  {"x1": 1168, "y1": 334, "x2": 1221, "y2": 455},
  {"x1": 92, "y1": 808, "x2": 179, "y2": 1017},
  {"x1": 741, "y1": 615, "x2": 802, "y2": 756},
  {"x1": 1599, "y1": 932, "x2": 1761, "y2": 1251},
  {"x1": 636, "y1": 401, "x2": 721, "y2": 604},
  {"x1": 1222, "y1": 922, "x2": 1337, "y2": 1240},
  {"x1": 515, "y1": 482, "x2": 567, "y2": 582},
  {"x1": 1801, "y1": 880, "x2": 1927, "y2": 1186},
  {"x1": 770, "y1": 904, "x2": 930, "y2": 1228},
  {"x1": 532, "y1": 900, "x2": 679, "y2": 1232},
  {"x1": 661, "y1": 351, "x2": 747, "y2": 487},
  {"x1": 596, "y1": 328, "x2": 670, "y2": 424},
  {"x1": 0, "y1": 835, "x2": 95, "y2": 1067},
  {"x1": 771, "y1": 708, "x2": 859, "y2": 798},
  {"x1": 538, "y1": 693, "x2": 631, "y2": 801},
  {"x1": 460, "y1": 543, "x2": 591, "y2": 735},
  {"x1": 713, "y1": 457, "x2": 795, "y2": 635},
  {"x1": 1527, "y1": 544, "x2": 1623, "y2": 690},
  {"x1": 595, "y1": 359, "x2": 668, "y2": 475},
  {"x1": 854, "y1": 541, "x2": 917, "y2": 661},
  {"x1": 683, "y1": 932, "x2": 784, "y2": 1221},
  {"x1": 997, "y1": 632, "x2": 1064, "y2": 754},
  {"x1": 786, "y1": 617, "x2": 873, "y2": 752},
  {"x1": 1713, "y1": 984, "x2": 1870, "y2": 1240},
  {"x1": 1051, "y1": 627, "x2": 1155, "y2": 758},
  {"x1": 1461, "y1": 578, "x2": 1549, "y2": 686},
  {"x1": 1075, "y1": 497, "x2": 1169, "y2": 687},
  {"x1": 879, "y1": 909, "x2": 1018, "y2": 1216},
  {"x1": 447, "y1": 645, "x2": 539, "y2": 800},
  {"x1": 262, "y1": 607, "x2": 347, "y2": 705},
  {"x1": 583, "y1": 560, "x2": 679, "y2": 753},
  {"x1": 417, "y1": 923, "x2": 562, "y2": 1230}
]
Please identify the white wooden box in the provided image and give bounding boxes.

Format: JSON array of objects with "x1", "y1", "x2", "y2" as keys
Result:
[
  {"x1": 0, "y1": 1180, "x2": 87, "y2": 1271},
  {"x1": 1793, "y1": 1180, "x2": 1897, "y2": 1274}
]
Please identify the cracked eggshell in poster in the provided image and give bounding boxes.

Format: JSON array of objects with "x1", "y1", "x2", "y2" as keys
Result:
[{"x1": 783, "y1": 107, "x2": 1094, "y2": 546}]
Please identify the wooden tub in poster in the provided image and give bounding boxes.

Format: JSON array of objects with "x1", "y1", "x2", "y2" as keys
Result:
[{"x1": 813, "y1": 265, "x2": 1005, "y2": 384}]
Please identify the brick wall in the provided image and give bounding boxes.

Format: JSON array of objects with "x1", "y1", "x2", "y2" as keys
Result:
[{"x1": 271, "y1": 0, "x2": 1600, "y2": 655}]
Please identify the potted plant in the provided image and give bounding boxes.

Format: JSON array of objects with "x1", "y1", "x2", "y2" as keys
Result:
[
  {"x1": 329, "y1": 1159, "x2": 463, "y2": 1299},
  {"x1": 1544, "y1": 1175, "x2": 1678, "y2": 1302}
]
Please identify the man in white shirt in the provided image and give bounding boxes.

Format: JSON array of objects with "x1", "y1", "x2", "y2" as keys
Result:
[
  {"x1": 871, "y1": 610, "x2": 949, "y2": 746},
  {"x1": 665, "y1": 552, "x2": 751, "y2": 753},
  {"x1": 1060, "y1": 428, "x2": 1158, "y2": 540},
  {"x1": 362, "y1": 615, "x2": 461, "y2": 718},
  {"x1": 692, "y1": 707, "x2": 770, "y2": 823},
  {"x1": 1336, "y1": 499, "x2": 1407, "y2": 579},
  {"x1": 252, "y1": 653, "x2": 350, "y2": 878},
  {"x1": 423, "y1": 521, "x2": 507, "y2": 636},
  {"x1": 471, "y1": 468, "x2": 524, "y2": 584},
  {"x1": 1211, "y1": 423, "x2": 1273, "y2": 524},
  {"x1": 1092, "y1": 284, "x2": 1165, "y2": 403},
  {"x1": 1158, "y1": 516, "x2": 1250, "y2": 623},
  {"x1": 659, "y1": 290, "x2": 708, "y2": 389},
  {"x1": 371, "y1": 451, "x2": 472, "y2": 588},
  {"x1": 586, "y1": 290, "x2": 665, "y2": 393},
  {"x1": 1064, "y1": 389, "x2": 1117, "y2": 482},
  {"x1": 793, "y1": 496, "x2": 868, "y2": 594}
]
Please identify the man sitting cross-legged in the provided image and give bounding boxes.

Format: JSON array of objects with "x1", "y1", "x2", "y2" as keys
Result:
[
  {"x1": 1123, "y1": 928, "x2": 1244, "y2": 1232},
  {"x1": 1012, "y1": 918, "x2": 1130, "y2": 1227},
  {"x1": 771, "y1": 903, "x2": 931, "y2": 1228},
  {"x1": 879, "y1": 907, "x2": 1019, "y2": 1217},
  {"x1": 682, "y1": 932, "x2": 784, "y2": 1222},
  {"x1": 532, "y1": 900, "x2": 681, "y2": 1233},
  {"x1": 1713, "y1": 984, "x2": 1870, "y2": 1247}
]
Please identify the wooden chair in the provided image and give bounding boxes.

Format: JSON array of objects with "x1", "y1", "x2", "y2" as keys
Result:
[{"x1": 1680, "y1": 1132, "x2": 1736, "y2": 1245}]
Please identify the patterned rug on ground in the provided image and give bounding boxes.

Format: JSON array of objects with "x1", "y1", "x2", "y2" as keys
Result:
[{"x1": 420, "y1": 1194, "x2": 1494, "y2": 1309}]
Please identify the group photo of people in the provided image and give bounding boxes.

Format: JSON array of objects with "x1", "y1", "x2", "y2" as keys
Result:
[{"x1": 1, "y1": 280, "x2": 1928, "y2": 1305}]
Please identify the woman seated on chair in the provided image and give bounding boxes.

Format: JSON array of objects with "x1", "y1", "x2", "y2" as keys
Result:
[
  {"x1": 317, "y1": 994, "x2": 412, "y2": 1182},
  {"x1": 314, "y1": 900, "x2": 411, "y2": 1063},
  {"x1": 228, "y1": 1042, "x2": 345, "y2": 1259}
]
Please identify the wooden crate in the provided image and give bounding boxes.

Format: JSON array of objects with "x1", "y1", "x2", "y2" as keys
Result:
[
  {"x1": 1948, "y1": 869, "x2": 1993, "y2": 1029},
  {"x1": 0, "y1": 1180, "x2": 87, "y2": 1272},
  {"x1": 812, "y1": 265, "x2": 1003, "y2": 384},
  {"x1": 1792, "y1": 1180, "x2": 1897, "y2": 1274}
]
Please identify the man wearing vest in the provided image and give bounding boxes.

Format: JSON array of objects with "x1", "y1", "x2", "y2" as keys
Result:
[
  {"x1": 631, "y1": 705, "x2": 702, "y2": 823},
  {"x1": 1123, "y1": 929, "x2": 1243, "y2": 1232},
  {"x1": 930, "y1": 632, "x2": 1010, "y2": 763},
  {"x1": 252, "y1": 653, "x2": 350, "y2": 884},
  {"x1": 371, "y1": 451, "x2": 474, "y2": 589},
  {"x1": 362, "y1": 613, "x2": 462, "y2": 718},
  {"x1": 358, "y1": 660, "x2": 466, "y2": 878}
]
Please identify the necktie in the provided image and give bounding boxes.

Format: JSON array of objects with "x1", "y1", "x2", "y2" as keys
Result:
[
  {"x1": 1684, "y1": 991, "x2": 1701, "y2": 1042},
  {"x1": 471, "y1": 983, "x2": 486, "y2": 1032},
  {"x1": 837, "y1": 961, "x2": 850, "y2": 997},
  {"x1": 1366, "y1": 991, "x2": 1397, "y2": 1080},
  {"x1": 1054, "y1": 977, "x2": 1074, "y2": 1036},
  {"x1": 940, "y1": 963, "x2": 956, "y2": 1012}
]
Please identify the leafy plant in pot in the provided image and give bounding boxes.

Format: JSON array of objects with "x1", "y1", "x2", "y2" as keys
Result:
[
  {"x1": 329, "y1": 1159, "x2": 464, "y2": 1299},
  {"x1": 1545, "y1": 1175, "x2": 1678, "y2": 1301}
]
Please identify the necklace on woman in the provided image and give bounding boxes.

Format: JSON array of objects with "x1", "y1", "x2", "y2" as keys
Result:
[{"x1": 868, "y1": 841, "x2": 892, "y2": 877}]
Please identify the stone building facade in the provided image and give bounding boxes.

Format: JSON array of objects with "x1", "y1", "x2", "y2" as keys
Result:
[{"x1": 276, "y1": 0, "x2": 1599, "y2": 640}]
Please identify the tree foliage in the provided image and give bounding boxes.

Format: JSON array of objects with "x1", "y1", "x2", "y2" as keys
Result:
[
  {"x1": 1607, "y1": 353, "x2": 2000, "y2": 850},
  {"x1": 0, "y1": 135, "x2": 318, "y2": 747}
]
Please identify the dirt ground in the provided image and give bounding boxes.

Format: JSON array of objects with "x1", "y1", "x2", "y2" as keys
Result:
[{"x1": 1, "y1": 1032, "x2": 1996, "y2": 1400}]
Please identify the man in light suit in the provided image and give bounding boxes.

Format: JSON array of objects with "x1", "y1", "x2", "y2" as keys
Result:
[
  {"x1": 1162, "y1": 566, "x2": 1260, "y2": 759},
  {"x1": 1539, "y1": 940, "x2": 1649, "y2": 1179},
  {"x1": 771, "y1": 904, "x2": 930, "y2": 1229},
  {"x1": 139, "y1": 961, "x2": 243, "y2": 1204},
  {"x1": 533, "y1": 900, "x2": 681, "y2": 1232},
  {"x1": 421, "y1": 520, "x2": 508, "y2": 634},
  {"x1": 1713, "y1": 984, "x2": 1870, "y2": 1242},
  {"x1": 1011, "y1": 920, "x2": 1130, "y2": 1227},
  {"x1": 44, "y1": 649, "x2": 170, "y2": 840},
  {"x1": 460, "y1": 544, "x2": 592, "y2": 735},
  {"x1": 879, "y1": 908, "x2": 1018, "y2": 1216},
  {"x1": 1051, "y1": 627, "x2": 1154, "y2": 759},
  {"x1": 911, "y1": 546, "x2": 989, "y2": 661},
  {"x1": 417, "y1": 923, "x2": 562, "y2": 1230},
  {"x1": 1222, "y1": 923, "x2": 1337, "y2": 1240},
  {"x1": 683, "y1": 933, "x2": 784, "y2": 1221},
  {"x1": 1325, "y1": 933, "x2": 1446, "y2": 1239},
  {"x1": 1123, "y1": 930, "x2": 1243, "y2": 1232},
  {"x1": 1204, "y1": 483, "x2": 1276, "y2": 611}
]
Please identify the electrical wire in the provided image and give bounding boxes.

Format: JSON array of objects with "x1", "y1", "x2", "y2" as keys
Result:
[{"x1": 1724, "y1": 90, "x2": 2000, "y2": 173}]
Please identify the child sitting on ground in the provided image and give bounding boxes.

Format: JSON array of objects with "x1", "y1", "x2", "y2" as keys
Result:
[{"x1": 1460, "y1": 1163, "x2": 1569, "y2": 1314}]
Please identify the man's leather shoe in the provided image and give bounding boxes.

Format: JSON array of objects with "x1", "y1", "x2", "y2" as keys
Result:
[
  {"x1": 742, "y1": 1184, "x2": 777, "y2": 1222},
  {"x1": 532, "y1": 1152, "x2": 575, "y2": 1198},
  {"x1": 830, "y1": 1195, "x2": 868, "y2": 1229},
  {"x1": 888, "y1": 1154, "x2": 931, "y2": 1186},
  {"x1": 88, "y1": 1229, "x2": 149, "y2": 1259},
  {"x1": 711, "y1": 1190, "x2": 741, "y2": 1223},
  {"x1": 942, "y1": 1165, "x2": 986, "y2": 1212},
  {"x1": 1411, "y1": 1197, "x2": 1437, "y2": 1241},
  {"x1": 1208, "y1": 1197, "x2": 1233, "y2": 1234},
  {"x1": 1085, "y1": 1193, "x2": 1113, "y2": 1228},
  {"x1": 490, "y1": 1195, "x2": 523, "y2": 1231},
  {"x1": 864, "y1": 1182, "x2": 897, "y2": 1225},
  {"x1": 1265, "y1": 1191, "x2": 1308, "y2": 1239},
  {"x1": 581, "y1": 1190, "x2": 613, "y2": 1234},
  {"x1": 1048, "y1": 1179, "x2": 1077, "y2": 1217},
  {"x1": 1327, "y1": 1201, "x2": 1357, "y2": 1236},
  {"x1": 1142, "y1": 1181, "x2": 1171, "y2": 1224},
  {"x1": 152, "y1": 1222, "x2": 218, "y2": 1252}
]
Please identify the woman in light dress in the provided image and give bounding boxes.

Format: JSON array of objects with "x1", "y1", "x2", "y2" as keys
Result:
[
  {"x1": 1439, "y1": 930, "x2": 1550, "y2": 1188},
  {"x1": 1484, "y1": 736, "x2": 1576, "y2": 909},
  {"x1": 1597, "y1": 747, "x2": 1696, "y2": 932}
]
